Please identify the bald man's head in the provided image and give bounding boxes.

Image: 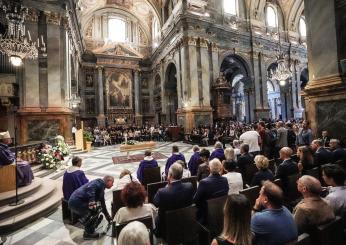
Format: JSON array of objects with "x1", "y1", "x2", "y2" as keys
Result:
[{"x1": 298, "y1": 175, "x2": 322, "y2": 196}]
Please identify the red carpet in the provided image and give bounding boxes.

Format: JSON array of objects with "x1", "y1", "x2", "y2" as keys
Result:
[{"x1": 112, "y1": 152, "x2": 167, "y2": 164}]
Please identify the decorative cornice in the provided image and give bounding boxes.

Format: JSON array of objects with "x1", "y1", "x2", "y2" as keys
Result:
[
  {"x1": 26, "y1": 8, "x2": 38, "y2": 22},
  {"x1": 45, "y1": 11, "x2": 61, "y2": 25}
]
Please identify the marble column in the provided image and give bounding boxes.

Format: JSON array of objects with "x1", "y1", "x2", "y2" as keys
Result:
[
  {"x1": 24, "y1": 13, "x2": 39, "y2": 108},
  {"x1": 188, "y1": 37, "x2": 199, "y2": 106},
  {"x1": 211, "y1": 43, "x2": 219, "y2": 85},
  {"x1": 303, "y1": 0, "x2": 346, "y2": 137},
  {"x1": 97, "y1": 66, "x2": 105, "y2": 127},
  {"x1": 200, "y1": 39, "x2": 211, "y2": 107},
  {"x1": 134, "y1": 70, "x2": 142, "y2": 126}
]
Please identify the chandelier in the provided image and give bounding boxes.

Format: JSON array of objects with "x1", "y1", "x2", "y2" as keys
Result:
[
  {"x1": 270, "y1": 53, "x2": 292, "y2": 86},
  {"x1": 67, "y1": 93, "x2": 82, "y2": 109},
  {"x1": 0, "y1": 0, "x2": 46, "y2": 66}
]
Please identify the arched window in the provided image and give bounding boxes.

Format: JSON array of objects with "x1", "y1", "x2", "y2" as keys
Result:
[
  {"x1": 224, "y1": 0, "x2": 237, "y2": 16},
  {"x1": 266, "y1": 5, "x2": 277, "y2": 28},
  {"x1": 108, "y1": 17, "x2": 126, "y2": 42},
  {"x1": 153, "y1": 19, "x2": 160, "y2": 40},
  {"x1": 299, "y1": 17, "x2": 307, "y2": 38}
]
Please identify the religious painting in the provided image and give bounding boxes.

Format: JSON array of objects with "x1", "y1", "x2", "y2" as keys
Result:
[
  {"x1": 106, "y1": 69, "x2": 132, "y2": 108},
  {"x1": 86, "y1": 74, "x2": 94, "y2": 87}
]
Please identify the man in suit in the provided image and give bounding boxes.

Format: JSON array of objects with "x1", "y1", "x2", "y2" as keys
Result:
[
  {"x1": 209, "y1": 141, "x2": 225, "y2": 161},
  {"x1": 194, "y1": 158, "x2": 229, "y2": 224},
  {"x1": 275, "y1": 121, "x2": 288, "y2": 158},
  {"x1": 321, "y1": 130, "x2": 331, "y2": 147},
  {"x1": 237, "y1": 143, "x2": 254, "y2": 184},
  {"x1": 311, "y1": 139, "x2": 333, "y2": 166},
  {"x1": 153, "y1": 162, "x2": 195, "y2": 237},
  {"x1": 329, "y1": 139, "x2": 346, "y2": 164},
  {"x1": 188, "y1": 145, "x2": 202, "y2": 176},
  {"x1": 137, "y1": 150, "x2": 158, "y2": 184},
  {"x1": 275, "y1": 147, "x2": 299, "y2": 192}
]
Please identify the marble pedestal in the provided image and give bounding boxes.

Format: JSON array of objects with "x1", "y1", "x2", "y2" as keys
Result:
[
  {"x1": 302, "y1": 75, "x2": 346, "y2": 139},
  {"x1": 177, "y1": 106, "x2": 213, "y2": 133},
  {"x1": 18, "y1": 108, "x2": 73, "y2": 144}
]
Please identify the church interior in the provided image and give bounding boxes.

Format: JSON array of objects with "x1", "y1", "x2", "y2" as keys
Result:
[{"x1": 0, "y1": 0, "x2": 346, "y2": 244}]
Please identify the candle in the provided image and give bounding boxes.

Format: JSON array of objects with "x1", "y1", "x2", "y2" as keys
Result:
[
  {"x1": 37, "y1": 37, "x2": 40, "y2": 46},
  {"x1": 28, "y1": 31, "x2": 31, "y2": 41}
]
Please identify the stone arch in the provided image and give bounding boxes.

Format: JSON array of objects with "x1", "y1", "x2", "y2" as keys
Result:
[{"x1": 287, "y1": 0, "x2": 304, "y2": 32}]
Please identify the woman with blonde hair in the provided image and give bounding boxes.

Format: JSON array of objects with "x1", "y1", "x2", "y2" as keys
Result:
[
  {"x1": 211, "y1": 194, "x2": 252, "y2": 245},
  {"x1": 251, "y1": 155, "x2": 274, "y2": 186}
]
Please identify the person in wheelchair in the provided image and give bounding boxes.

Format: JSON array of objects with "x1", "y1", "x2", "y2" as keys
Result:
[{"x1": 68, "y1": 175, "x2": 114, "y2": 239}]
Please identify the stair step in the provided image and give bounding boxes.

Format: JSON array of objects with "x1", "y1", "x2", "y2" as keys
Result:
[
  {"x1": 34, "y1": 169, "x2": 56, "y2": 178},
  {"x1": 0, "y1": 178, "x2": 43, "y2": 206},
  {"x1": 0, "y1": 182, "x2": 62, "y2": 235},
  {"x1": 0, "y1": 179, "x2": 57, "y2": 220},
  {"x1": 31, "y1": 164, "x2": 43, "y2": 173},
  {"x1": 70, "y1": 149, "x2": 88, "y2": 154}
]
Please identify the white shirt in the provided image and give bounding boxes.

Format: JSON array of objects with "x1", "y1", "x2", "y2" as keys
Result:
[
  {"x1": 223, "y1": 172, "x2": 243, "y2": 194},
  {"x1": 115, "y1": 174, "x2": 139, "y2": 190},
  {"x1": 182, "y1": 169, "x2": 191, "y2": 178},
  {"x1": 72, "y1": 127, "x2": 77, "y2": 134},
  {"x1": 114, "y1": 203, "x2": 157, "y2": 228},
  {"x1": 239, "y1": 130, "x2": 260, "y2": 153},
  {"x1": 325, "y1": 186, "x2": 346, "y2": 216}
]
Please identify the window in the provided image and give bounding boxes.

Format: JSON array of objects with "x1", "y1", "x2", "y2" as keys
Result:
[
  {"x1": 153, "y1": 19, "x2": 160, "y2": 40},
  {"x1": 108, "y1": 18, "x2": 126, "y2": 42},
  {"x1": 224, "y1": 0, "x2": 237, "y2": 16},
  {"x1": 299, "y1": 17, "x2": 307, "y2": 38},
  {"x1": 266, "y1": 5, "x2": 277, "y2": 28}
]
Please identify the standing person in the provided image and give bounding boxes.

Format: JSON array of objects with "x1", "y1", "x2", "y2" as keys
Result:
[
  {"x1": 137, "y1": 150, "x2": 158, "y2": 184},
  {"x1": 211, "y1": 194, "x2": 252, "y2": 245},
  {"x1": 223, "y1": 160, "x2": 243, "y2": 194},
  {"x1": 329, "y1": 139, "x2": 346, "y2": 163},
  {"x1": 72, "y1": 125, "x2": 77, "y2": 144},
  {"x1": 286, "y1": 122, "x2": 297, "y2": 151},
  {"x1": 68, "y1": 176, "x2": 114, "y2": 239},
  {"x1": 297, "y1": 121, "x2": 313, "y2": 146},
  {"x1": 275, "y1": 121, "x2": 288, "y2": 158},
  {"x1": 297, "y1": 146, "x2": 314, "y2": 175},
  {"x1": 63, "y1": 156, "x2": 89, "y2": 200},
  {"x1": 321, "y1": 130, "x2": 330, "y2": 147},
  {"x1": 310, "y1": 139, "x2": 332, "y2": 166},
  {"x1": 188, "y1": 145, "x2": 201, "y2": 176},
  {"x1": 164, "y1": 145, "x2": 185, "y2": 177},
  {"x1": 239, "y1": 124, "x2": 261, "y2": 155},
  {"x1": 275, "y1": 147, "x2": 299, "y2": 189}
]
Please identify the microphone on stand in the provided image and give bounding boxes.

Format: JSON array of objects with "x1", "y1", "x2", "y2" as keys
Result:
[{"x1": 9, "y1": 105, "x2": 25, "y2": 206}]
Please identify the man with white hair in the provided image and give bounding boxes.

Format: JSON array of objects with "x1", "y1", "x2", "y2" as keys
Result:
[
  {"x1": 0, "y1": 131, "x2": 34, "y2": 186},
  {"x1": 294, "y1": 175, "x2": 335, "y2": 233},
  {"x1": 154, "y1": 163, "x2": 194, "y2": 237},
  {"x1": 69, "y1": 175, "x2": 114, "y2": 239},
  {"x1": 209, "y1": 141, "x2": 225, "y2": 161},
  {"x1": 194, "y1": 158, "x2": 229, "y2": 224},
  {"x1": 118, "y1": 221, "x2": 150, "y2": 245}
]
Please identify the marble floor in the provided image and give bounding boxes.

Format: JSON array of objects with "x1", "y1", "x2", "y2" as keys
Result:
[{"x1": 3, "y1": 141, "x2": 214, "y2": 245}]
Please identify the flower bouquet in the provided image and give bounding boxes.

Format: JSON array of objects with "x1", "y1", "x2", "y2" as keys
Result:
[{"x1": 37, "y1": 150, "x2": 61, "y2": 169}]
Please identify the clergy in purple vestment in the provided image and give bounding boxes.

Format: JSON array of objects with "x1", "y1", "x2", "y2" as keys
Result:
[
  {"x1": 63, "y1": 156, "x2": 89, "y2": 200},
  {"x1": 137, "y1": 150, "x2": 159, "y2": 183},
  {"x1": 0, "y1": 131, "x2": 34, "y2": 186},
  {"x1": 188, "y1": 145, "x2": 202, "y2": 176},
  {"x1": 209, "y1": 141, "x2": 225, "y2": 162},
  {"x1": 165, "y1": 145, "x2": 186, "y2": 176}
]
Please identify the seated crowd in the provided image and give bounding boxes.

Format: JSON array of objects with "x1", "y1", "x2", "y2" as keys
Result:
[{"x1": 61, "y1": 120, "x2": 346, "y2": 244}]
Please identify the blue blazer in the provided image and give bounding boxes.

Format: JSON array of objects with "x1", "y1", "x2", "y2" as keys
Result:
[
  {"x1": 313, "y1": 147, "x2": 332, "y2": 166},
  {"x1": 137, "y1": 159, "x2": 158, "y2": 183},
  {"x1": 194, "y1": 174, "x2": 229, "y2": 224}
]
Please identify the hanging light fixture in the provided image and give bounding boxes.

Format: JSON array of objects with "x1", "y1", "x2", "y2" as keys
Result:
[
  {"x1": 270, "y1": 26, "x2": 293, "y2": 86},
  {"x1": 0, "y1": 0, "x2": 46, "y2": 66}
]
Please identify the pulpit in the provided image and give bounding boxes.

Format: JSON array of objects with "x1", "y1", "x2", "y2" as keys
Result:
[
  {"x1": 168, "y1": 126, "x2": 181, "y2": 141},
  {"x1": 0, "y1": 164, "x2": 16, "y2": 193}
]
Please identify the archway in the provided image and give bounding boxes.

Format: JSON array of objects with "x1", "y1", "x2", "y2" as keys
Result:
[
  {"x1": 165, "y1": 63, "x2": 178, "y2": 125},
  {"x1": 267, "y1": 80, "x2": 281, "y2": 120},
  {"x1": 217, "y1": 54, "x2": 252, "y2": 122}
]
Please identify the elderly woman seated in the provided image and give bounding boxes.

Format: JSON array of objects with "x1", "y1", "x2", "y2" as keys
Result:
[
  {"x1": 114, "y1": 181, "x2": 157, "y2": 226},
  {"x1": 251, "y1": 155, "x2": 274, "y2": 186}
]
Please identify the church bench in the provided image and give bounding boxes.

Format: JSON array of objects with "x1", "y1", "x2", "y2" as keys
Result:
[
  {"x1": 142, "y1": 166, "x2": 161, "y2": 188},
  {"x1": 239, "y1": 185, "x2": 260, "y2": 207},
  {"x1": 0, "y1": 164, "x2": 16, "y2": 193},
  {"x1": 111, "y1": 189, "x2": 125, "y2": 218}
]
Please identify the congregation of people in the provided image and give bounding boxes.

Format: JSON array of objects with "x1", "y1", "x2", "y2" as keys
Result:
[{"x1": 61, "y1": 118, "x2": 346, "y2": 244}]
